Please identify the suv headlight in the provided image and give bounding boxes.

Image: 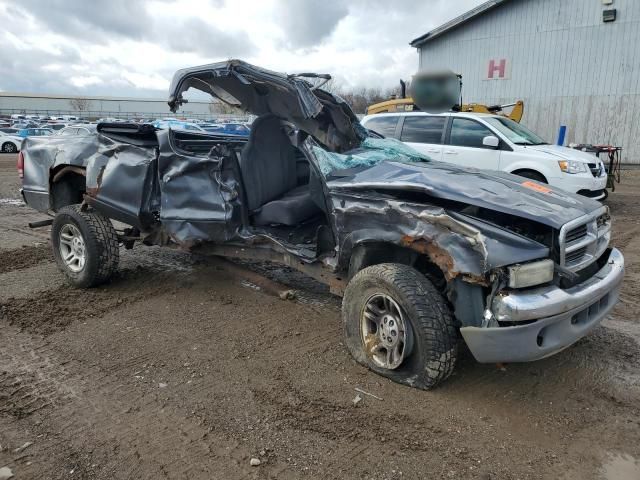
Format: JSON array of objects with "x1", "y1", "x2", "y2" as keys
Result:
[
  {"x1": 507, "y1": 259, "x2": 554, "y2": 288},
  {"x1": 558, "y1": 160, "x2": 587, "y2": 174}
]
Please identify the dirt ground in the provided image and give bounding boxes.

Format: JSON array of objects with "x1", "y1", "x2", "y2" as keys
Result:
[{"x1": 1, "y1": 153, "x2": 639, "y2": 480}]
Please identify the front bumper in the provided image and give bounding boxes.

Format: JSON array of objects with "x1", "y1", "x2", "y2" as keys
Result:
[
  {"x1": 460, "y1": 248, "x2": 624, "y2": 363},
  {"x1": 559, "y1": 172, "x2": 608, "y2": 199}
]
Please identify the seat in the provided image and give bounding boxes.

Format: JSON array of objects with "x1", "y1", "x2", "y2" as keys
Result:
[
  {"x1": 252, "y1": 184, "x2": 320, "y2": 226},
  {"x1": 240, "y1": 115, "x2": 319, "y2": 226}
]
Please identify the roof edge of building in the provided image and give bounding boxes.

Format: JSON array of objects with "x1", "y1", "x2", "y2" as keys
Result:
[
  {"x1": 0, "y1": 91, "x2": 211, "y2": 104},
  {"x1": 409, "y1": 0, "x2": 510, "y2": 47}
]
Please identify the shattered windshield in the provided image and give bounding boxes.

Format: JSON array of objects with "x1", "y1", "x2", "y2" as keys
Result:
[{"x1": 314, "y1": 137, "x2": 431, "y2": 176}]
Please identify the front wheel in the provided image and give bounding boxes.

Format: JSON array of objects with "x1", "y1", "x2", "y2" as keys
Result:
[
  {"x1": 51, "y1": 205, "x2": 119, "y2": 288},
  {"x1": 342, "y1": 263, "x2": 458, "y2": 389}
]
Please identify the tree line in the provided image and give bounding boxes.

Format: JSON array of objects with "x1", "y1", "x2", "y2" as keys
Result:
[{"x1": 322, "y1": 79, "x2": 405, "y2": 114}]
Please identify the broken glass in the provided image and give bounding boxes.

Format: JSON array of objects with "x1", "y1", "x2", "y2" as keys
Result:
[{"x1": 313, "y1": 137, "x2": 431, "y2": 176}]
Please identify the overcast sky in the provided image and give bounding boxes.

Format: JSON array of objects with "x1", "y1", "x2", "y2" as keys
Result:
[{"x1": 0, "y1": 0, "x2": 484, "y2": 99}]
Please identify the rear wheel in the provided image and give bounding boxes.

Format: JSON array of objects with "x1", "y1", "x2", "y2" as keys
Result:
[
  {"x1": 342, "y1": 263, "x2": 458, "y2": 389},
  {"x1": 2, "y1": 142, "x2": 17, "y2": 153},
  {"x1": 51, "y1": 205, "x2": 119, "y2": 288}
]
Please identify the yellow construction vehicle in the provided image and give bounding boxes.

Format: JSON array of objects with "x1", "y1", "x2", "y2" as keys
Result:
[
  {"x1": 366, "y1": 96, "x2": 524, "y2": 122},
  {"x1": 366, "y1": 78, "x2": 524, "y2": 122}
]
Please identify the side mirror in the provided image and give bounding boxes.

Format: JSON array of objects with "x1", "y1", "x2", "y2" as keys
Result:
[{"x1": 482, "y1": 135, "x2": 500, "y2": 148}]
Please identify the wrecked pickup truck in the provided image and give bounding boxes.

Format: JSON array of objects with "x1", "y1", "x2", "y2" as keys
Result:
[{"x1": 19, "y1": 60, "x2": 624, "y2": 389}]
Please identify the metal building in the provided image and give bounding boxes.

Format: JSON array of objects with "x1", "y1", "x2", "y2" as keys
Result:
[
  {"x1": 411, "y1": 0, "x2": 640, "y2": 163},
  {"x1": 0, "y1": 91, "x2": 213, "y2": 120}
]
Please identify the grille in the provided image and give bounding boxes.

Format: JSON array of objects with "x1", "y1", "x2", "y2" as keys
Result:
[
  {"x1": 587, "y1": 162, "x2": 602, "y2": 177},
  {"x1": 559, "y1": 207, "x2": 611, "y2": 272},
  {"x1": 566, "y1": 246, "x2": 587, "y2": 264},
  {"x1": 565, "y1": 224, "x2": 587, "y2": 243}
]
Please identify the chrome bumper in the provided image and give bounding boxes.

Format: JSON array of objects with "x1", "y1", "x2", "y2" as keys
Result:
[{"x1": 460, "y1": 248, "x2": 624, "y2": 363}]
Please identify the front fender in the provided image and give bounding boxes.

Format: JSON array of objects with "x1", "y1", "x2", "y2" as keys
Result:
[
  {"x1": 332, "y1": 192, "x2": 486, "y2": 282},
  {"x1": 332, "y1": 191, "x2": 549, "y2": 282},
  {"x1": 505, "y1": 158, "x2": 559, "y2": 182}
]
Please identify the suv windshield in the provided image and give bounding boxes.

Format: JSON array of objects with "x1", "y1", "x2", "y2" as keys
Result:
[
  {"x1": 314, "y1": 137, "x2": 430, "y2": 176},
  {"x1": 484, "y1": 117, "x2": 547, "y2": 145}
]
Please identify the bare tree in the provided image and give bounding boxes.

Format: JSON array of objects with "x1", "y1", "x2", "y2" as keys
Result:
[
  {"x1": 318, "y1": 77, "x2": 341, "y2": 94},
  {"x1": 324, "y1": 81, "x2": 410, "y2": 114},
  {"x1": 69, "y1": 97, "x2": 90, "y2": 112},
  {"x1": 209, "y1": 100, "x2": 244, "y2": 116}
]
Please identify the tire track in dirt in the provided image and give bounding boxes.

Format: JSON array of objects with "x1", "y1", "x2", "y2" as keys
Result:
[
  {"x1": 0, "y1": 244, "x2": 53, "y2": 274},
  {"x1": 0, "y1": 261, "x2": 315, "y2": 478},
  {"x1": 0, "y1": 336, "x2": 78, "y2": 419},
  {"x1": 0, "y1": 265, "x2": 181, "y2": 335},
  {"x1": 1, "y1": 286, "x2": 148, "y2": 335},
  {"x1": 0, "y1": 328, "x2": 263, "y2": 480},
  {"x1": 247, "y1": 379, "x2": 561, "y2": 479}
]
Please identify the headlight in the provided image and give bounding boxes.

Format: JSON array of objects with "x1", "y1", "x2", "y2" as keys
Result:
[
  {"x1": 558, "y1": 160, "x2": 587, "y2": 174},
  {"x1": 507, "y1": 259, "x2": 554, "y2": 288}
]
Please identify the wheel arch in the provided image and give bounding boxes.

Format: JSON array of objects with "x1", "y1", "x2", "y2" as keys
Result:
[
  {"x1": 49, "y1": 165, "x2": 86, "y2": 211},
  {"x1": 347, "y1": 241, "x2": 447, "y2": 291},
  {"x1": 510, "y1": 168, "x2": 548, "y2": 183}
]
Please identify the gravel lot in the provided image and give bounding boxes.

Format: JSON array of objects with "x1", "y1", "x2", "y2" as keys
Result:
[{"x1": 1, "y1": 152, "x2": 639, "y2": 479}]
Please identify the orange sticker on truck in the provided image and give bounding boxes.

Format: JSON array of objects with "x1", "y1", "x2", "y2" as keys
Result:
[{"x1": 521, "y1": 181, "x2": 551, "y2": 193}]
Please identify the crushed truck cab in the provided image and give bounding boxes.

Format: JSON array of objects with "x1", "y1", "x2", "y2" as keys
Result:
[{"x1": 20, "y1": 59, "x2": 624, "y2": 389}]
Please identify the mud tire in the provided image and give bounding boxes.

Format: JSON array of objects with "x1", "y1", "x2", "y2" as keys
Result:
[
  {"x1": 51, "y1": 205, "x2": 119, "y2": 288},
  {"x1": 342, "y1": 263, "x2": 458, "y2": 389}
]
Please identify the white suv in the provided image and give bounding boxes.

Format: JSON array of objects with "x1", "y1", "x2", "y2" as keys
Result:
[{"x1": 360, "y1": 112, "x2": 608, "y2": 200}]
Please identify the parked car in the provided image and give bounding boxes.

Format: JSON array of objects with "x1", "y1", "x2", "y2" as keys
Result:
[
  {"x1": 56, "y1": 124, "x2": 97, "y2": 136},
  {"x1": 152, "y1": 119, "x2": 205, "y2": 132},
  {"x1": 96, "y1": 118, "x2": 120, "y2": 124},
  {"x1": 201, "y1": 122, "x2": 250, "y2": 137},
  {"x1": 12, "y1": 122, "x2": 40, "y2": 129},
  {"x1": 46, "y1": 123, "x2": 68, "y2": 131},
  {"x1": 0, "y1": 127, "x2": 19, "y2": 134},
  {"x1": 0, "y1": 132, "x2": 22, "y2": 153},
  {"x1": 17, "y1": 127, "x2": 53, "y2": 138},
  {"x1": 361, "y1": 112, "x2": 608, "y2": 200},
  {"x1": 19, "y1": 60, "x2": 624, "y2": 389}
]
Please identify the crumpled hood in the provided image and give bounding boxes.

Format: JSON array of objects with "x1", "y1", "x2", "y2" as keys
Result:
[
  {"x1": 327, "y1": 160, "x2": 602, "y2": 229},
  {"x1": 524, "y1": 144, "x2": 599, "y2": 162}
]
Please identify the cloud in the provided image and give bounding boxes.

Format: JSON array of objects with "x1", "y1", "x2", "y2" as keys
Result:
[
  {"x1": 0, "y1": 44, "x2": 83, "y2": 93},
  {"x1": 276, "y1": 0, "x2": 348, "y2": 47},
  {"x1": 16, "y1": 0, "x2": 154, "y2": 42},
  {"x1": 0, "y1": 0, "x2": 487, "y2": 97},
  {"x1": 159, "y1": 17, "x2": 256, "y2": 57}
]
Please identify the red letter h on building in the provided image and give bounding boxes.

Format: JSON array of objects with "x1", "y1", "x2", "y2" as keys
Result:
[{"x1": 488, "y1": 59, "x2": 506, "y2": 79}]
